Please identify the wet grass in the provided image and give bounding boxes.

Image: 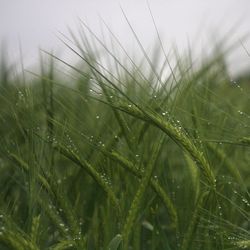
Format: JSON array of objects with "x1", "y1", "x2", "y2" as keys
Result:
[{"x1": 0, "y1": 23, "x2": 249, "y2": 250}]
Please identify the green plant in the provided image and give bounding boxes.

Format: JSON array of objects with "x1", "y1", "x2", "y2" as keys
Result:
[{"x1": 0, "y1": 21, "x2": 249, "y2": 250}]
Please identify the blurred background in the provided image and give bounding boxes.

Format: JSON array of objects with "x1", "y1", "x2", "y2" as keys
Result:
[{"x1": 0, "y1": 0, "x2": 250, "y2": 76}]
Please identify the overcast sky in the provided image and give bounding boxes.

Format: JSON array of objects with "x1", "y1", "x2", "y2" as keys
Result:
[{"x1": 0, "y1": 0, "x2": 250, "y2": 75}]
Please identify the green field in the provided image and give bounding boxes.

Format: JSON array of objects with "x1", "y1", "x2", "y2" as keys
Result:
[{"x1": 0, "y1": 25, "x2": 249, "y2": 249}]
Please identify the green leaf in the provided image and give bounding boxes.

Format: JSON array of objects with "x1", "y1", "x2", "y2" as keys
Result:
[{"x1": 107, "y1": 234, "x2": 122, "y2": 250}]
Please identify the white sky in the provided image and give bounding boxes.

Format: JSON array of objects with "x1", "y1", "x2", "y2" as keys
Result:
[{"x1": 0, "y1": 0, "x2": 250, "y2": 76}]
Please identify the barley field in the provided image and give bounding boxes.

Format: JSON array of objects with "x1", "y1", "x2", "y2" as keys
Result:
[{"x1": 0, "y1": 23, "x2": 249, "y2": 249}]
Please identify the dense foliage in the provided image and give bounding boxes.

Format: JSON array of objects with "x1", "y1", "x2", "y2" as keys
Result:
[{"x1": 0, "y1": 26, "x2": 249, "y2": 249}]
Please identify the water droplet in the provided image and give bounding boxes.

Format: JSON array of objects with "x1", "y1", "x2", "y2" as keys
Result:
[
  {"x1": 96, "y1": 115, "x2": 100, "y2": 119},
  {"x1": 242, "y1": 198, "x2": 249, "y2": 205}
]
